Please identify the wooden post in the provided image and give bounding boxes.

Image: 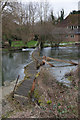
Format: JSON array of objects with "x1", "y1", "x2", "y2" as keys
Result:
[
  {"x1": 31, "y1": 79, "x2": 36, "y2": 93},
  {"x1": 12, "y1": 75, "x2": 20, "y2": 98},
  {"x1": 30, "y1": 79, "x2": 36, "y2": 98}
]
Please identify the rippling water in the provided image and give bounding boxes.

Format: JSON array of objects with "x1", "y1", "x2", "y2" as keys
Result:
[
  {"x1": 1, "y1": 49, "x2": 34, "y2": 86},
  {"x1": 40, "y1": 46, "x2": 79, "y2": 86}
]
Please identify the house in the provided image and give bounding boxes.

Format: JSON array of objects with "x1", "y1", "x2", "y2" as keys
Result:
[{"x1": 57, "y1": 11, "x2": 80, "y2": 43}]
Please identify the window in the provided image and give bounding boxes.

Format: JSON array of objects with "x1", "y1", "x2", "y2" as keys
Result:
[
  {"x1": 65, "y1": 35, "x2": 68, "y2": 38},
  {"x1": 71, "y1": 35, "x2": 75, "y2": 38},
  {"x1": 71, "y1": 26, "x2": 73, "y2": 30}
]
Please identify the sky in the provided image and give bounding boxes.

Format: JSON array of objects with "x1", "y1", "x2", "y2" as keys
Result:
[{"x1": 18, "y1": 0, "x2": 80, "y2": 17}]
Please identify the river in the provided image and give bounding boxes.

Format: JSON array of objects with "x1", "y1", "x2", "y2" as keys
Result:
[
  {"x1": 40, "y1": 46, "x2": 78, "y2": 86},
  {"x1": 1, "y1": 46, "x2": 79, "y2": 87},
  {"x1": 1, "y1": 49, "x2": 34, "y2": 86}
]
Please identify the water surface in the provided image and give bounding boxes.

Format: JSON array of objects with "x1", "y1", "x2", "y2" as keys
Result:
[
  {"x1": 2, "y1": 49, "x2": 34, "y2": 86},
  {"x1": 40, "y1": 46, "x2": 78, "y2": 86}
]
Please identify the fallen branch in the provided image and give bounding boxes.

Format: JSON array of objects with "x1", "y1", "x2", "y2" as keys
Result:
[
  {"x1": 46, "y1": 56, "x2": 78, "y2": 66},
  {"x1": 43, "y1": 56, "x2": 51, "y2": 61},
  {"x1": 42, "y1": 60, "x2": 55, "y2": 67}
]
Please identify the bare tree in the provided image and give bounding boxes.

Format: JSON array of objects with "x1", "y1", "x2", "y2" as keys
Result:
[
  {"x1": 50, "y1": 27, "x2": 70, "y2": 47},
  {"x1": 0, "y1": 0, "x2": 8, "y2": 12},
  {"x1": 44, "y1": 0, "x2": 49, "y2": 22},
  {"x1": 39, "y1": 2, "x2": 43, "y2": 24},
  {"x1": 2, "y1": 2, "x2": 22, "y2": 44},
  {"x1": 34, "y1": 22, "x2": 54, "y2": 47}
]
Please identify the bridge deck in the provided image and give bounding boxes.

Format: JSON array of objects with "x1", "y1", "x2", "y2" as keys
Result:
[{"x1": 14, "y1": 48, "x2": 42, "y2": 97}]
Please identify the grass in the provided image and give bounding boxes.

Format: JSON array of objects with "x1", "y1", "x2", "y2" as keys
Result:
[
  {"x1": 11, "y1": 40, "x2": 38, "y2": 48},
  {"x1": 43, "y1": 41, "x2": 79, "y2": 48},
  {"x1": 27, "y1": 40, "x2": 38, "y2": 48},
  {"x1": 11, "y1": 41, "x2": 25, "y2": 47}
]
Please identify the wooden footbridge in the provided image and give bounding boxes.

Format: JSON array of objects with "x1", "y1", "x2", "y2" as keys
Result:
[
  {"x1": 13, "y1": 47, "x2": 78, "y2": 102},
  {"x1": 13, "y1": 47, "x2": 44, "y2": 100}
]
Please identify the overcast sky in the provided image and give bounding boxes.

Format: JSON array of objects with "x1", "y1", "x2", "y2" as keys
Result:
[{"x1": 19, "y1": 0, "x2": 80, "y2": 17}]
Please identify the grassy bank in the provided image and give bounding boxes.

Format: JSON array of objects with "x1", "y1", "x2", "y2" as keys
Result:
[
  {"x1": 11, "y1": 40, "x2": 38, "y2": 48},
  {"x1": 3, "y1": 41, "x2": 79, "y2": 51},
  {"x1": 32, "y1": 67, "x2": 78, "y2": 118},
  {"x1": 43, "y1": 41, "x2": 80, "y2": 48}
]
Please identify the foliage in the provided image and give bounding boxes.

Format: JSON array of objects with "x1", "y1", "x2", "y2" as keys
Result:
[
  {"x1": 70, "y1": 10, "x2": 80, "y2": 14},
  {"x1": 34, "y1": 89, "x2": 40, "y2": 99}
]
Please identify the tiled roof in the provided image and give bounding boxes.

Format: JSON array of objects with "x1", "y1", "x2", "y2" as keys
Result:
[{"x1": 57, "y1": 14, "x2": 80, "y2": 27}]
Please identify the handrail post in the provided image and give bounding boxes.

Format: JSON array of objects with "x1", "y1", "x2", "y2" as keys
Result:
[{"x1": 12, "y1": 75, "x2": 20, "y2": 98}]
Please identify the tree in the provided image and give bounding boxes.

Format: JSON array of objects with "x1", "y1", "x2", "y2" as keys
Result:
[
  {"x1": 34, "y1": 22, "x2": 54, "y2": 48},
  {"x1": 0, "y1": 0, "x2": 8, "y2": 12},
  {"x1": 38, "y1": 2, "x2": 43, "y2": 24},
  {"x1": 49, "y1": 10, "x2": 56, "y2": 24},
  {"x1": 57, "y1": 9, "x2": 64, "y2": 23},
  {"x1": 2, "y1": 2, "x2": 23, "y2": 44},
  {"x1": 60, "y1": 9, "x2": 64, "y2": 21},
  {"x1": 50, "y1": 27, "x2": 70, "y2": 47}
]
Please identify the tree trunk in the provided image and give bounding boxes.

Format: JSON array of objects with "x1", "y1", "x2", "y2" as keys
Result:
[{"x1": 40, "y1": 41, "x2": 44, "y2": 49}]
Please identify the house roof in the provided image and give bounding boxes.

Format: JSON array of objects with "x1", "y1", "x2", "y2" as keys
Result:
[{"x1": 57, "y1": 13, "x2": 80, "y2": 27}]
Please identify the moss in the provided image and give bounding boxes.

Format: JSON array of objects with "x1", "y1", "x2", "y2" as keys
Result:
[
  {"x1": 24, "y1": 70, "x2": 32, "y2": 80},
  {"x1": 68, "y1": 76, "x2": 73, "y2": 81},
  {"x1": 36, "y1": 72, "x2": 40, "y2": 78},
  {"x1": 24, "y1": 74, "x2": 31, "y2": 79},
  {"x1": 75, "y1": 86, "x2": 78, "y2": 90},
  {"x1": 38, "y1": 99, "x2": 42, "y2": 104},
  {"x1": 34, "y1": 89, "x2": 40, "y2": 99},
  {"x1": 46, "y1": 100, "x2": 52, "y2": 105}
]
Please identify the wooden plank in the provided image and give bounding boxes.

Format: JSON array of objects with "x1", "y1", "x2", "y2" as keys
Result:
[{"x1": 43, "y1": 56, "x2": 78, "y2": 66}]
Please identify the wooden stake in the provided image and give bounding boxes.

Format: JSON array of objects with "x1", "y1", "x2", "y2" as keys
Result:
[
  {"x1": 30, "y1": 79, "x2": 36, "y2": 98},
  {"x1": 12, "y1": 75, "x2": 20, "y2": 98},
  {"x1": 31, "y1": 79, "x2": 35, "y2": 93}
]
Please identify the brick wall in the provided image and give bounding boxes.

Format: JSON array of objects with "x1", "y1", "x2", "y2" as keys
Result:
[{"x1": 64, "y1": 34, "x2": 79, "y2": 42}]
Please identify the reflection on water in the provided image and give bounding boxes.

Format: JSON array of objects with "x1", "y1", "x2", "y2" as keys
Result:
[
  {"x1": 2, "y1": 50, "x2": 33, "y2": 86},
  {"x1": 40, "y1": 46, "x2": 78, "y2": 60},
  {"x1": 40, "y1": 46, "x2": 79, "y2": 86}
]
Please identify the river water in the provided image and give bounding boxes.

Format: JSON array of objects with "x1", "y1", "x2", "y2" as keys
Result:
[
  {"x1": 1, "y1": 46, "x2": 79, "y2": 87},
  {"x1": 1, "y1": 49, "x2": 34, "y2": 86},
  {"x1": 40, "y1": 46, "x2": 78, "y2": 86}
]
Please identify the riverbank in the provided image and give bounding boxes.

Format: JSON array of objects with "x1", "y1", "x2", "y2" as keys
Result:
[
  {"x1": 2, "y1": 41, "x2": 80, "y2": 52},
  {"x1": 1, "y1": 66, "x2": 79, "y2": 119},
  {"x1": 1, "y1": 46, "x2": 79, "y2": 118},
  {"x1": 2, "y1": 40, "x2": 38, "y2": 52}
]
